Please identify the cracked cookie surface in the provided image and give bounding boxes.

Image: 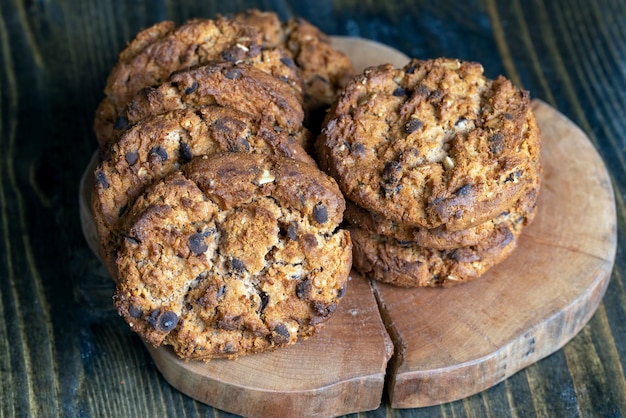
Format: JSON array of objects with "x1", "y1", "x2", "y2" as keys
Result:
[
  {"x1": 115, "y1": 61, "x2": 305, "y2": 147},
  {"x1": 113, "y1": 153, "x2": 351, "y2": 360},
  {"x1": 316, "y1": 58, "x2": 541, "y2": 231}
]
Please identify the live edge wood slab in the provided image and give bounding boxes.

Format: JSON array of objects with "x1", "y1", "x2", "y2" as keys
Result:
[{"x1": 80, "y1": 37, "x2": 617, "y2": 416}]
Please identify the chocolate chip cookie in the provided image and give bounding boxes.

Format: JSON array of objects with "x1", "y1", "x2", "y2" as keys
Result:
[
  {"x1": 94, "y1": 17, "x2": 303, "y2": 149},
  {"x1": 113, "y1": 153, "x2": 351, "y2": 360},
  {"x1": 92, "y1": 105, "x2": 315, "y2": 278},
  {"x1": 316, "y1": 58, "x2": 542, "y2": 231},
  {"x1": 349, "y1": 221, "x2": 520, "y2": 288},
  {"x1": 114, "y1": 61, "x2": 305, "y2": 147},
  {"x1": 344, "y1": 178, "x2": 540, "y2": 250}
]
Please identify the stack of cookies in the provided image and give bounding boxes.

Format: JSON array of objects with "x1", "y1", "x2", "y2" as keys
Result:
[
  {"x1": 90, "y1": 11, "x2": 354, "y2": 360},
  {"x1": 316, "y1": 58, "x2": 542, "y2": 287}
]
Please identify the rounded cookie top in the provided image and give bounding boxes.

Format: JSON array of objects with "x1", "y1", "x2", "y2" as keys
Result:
[
  {"x1": 349, "y1": 222, "x2": 520, "y2": 288},
  {"x1": 113, "y1": 153, "x2": 352, "y2": 360},
  {"x1": 317, "y1": 58, "x2": 542, "y2": 231},
  {"x1": 116, "y1": 61, "x2": 305, "y2": 145},
  {"x1": 344, "y1": 174, "x2": 540, "y2": 250},
  {"x1": 232, "y1": 9, "x2": 355, "y2": 112},
  {"x1": 92, "y1": 105, "x2": 315, "y2": 278},
  {"x1": 94, "y1": 17, "x2": 303, "y2": 149}
]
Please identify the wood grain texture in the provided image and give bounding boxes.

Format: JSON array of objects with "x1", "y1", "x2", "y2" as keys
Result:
[{"x1": 2, "y1": 0, "x2": 626, "y2": 416}]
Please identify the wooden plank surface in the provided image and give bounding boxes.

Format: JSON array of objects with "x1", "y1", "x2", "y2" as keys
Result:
[{"x1": 1, "y1": 0, "x2": 626, "y2": 417}]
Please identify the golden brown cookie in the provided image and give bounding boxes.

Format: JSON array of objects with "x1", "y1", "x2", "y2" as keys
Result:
[
  {"x1": 349, "y1": 222, "x2": 520, "y2": 288},
  {"x1": 113, "y1": 153, "x2": 351, "y2": 360},
  {"x1": 94, "y1": 17, "x2": 303, "y2": 150},
  {"x1": 344, "y1": 178, "x2": 540, "y2": 250},
  {"x1": 316, "y1": 58, "x2": 542, "y2": 231},
  {"x1": 232, "y1": 9, "x2": 355, "y2": 112},
  {"x1": 115, "y1": 61, "x2": 305, "y2": 147},
  {"x1": 92, "y1": 105, "x2": 315, "y2": 278}
]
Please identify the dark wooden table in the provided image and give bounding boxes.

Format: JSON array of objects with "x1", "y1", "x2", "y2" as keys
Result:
[{"x1": 1, "y1": 0, "x2": 625, "y2": 416}]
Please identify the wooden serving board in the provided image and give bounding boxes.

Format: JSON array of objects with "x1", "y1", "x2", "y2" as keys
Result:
[{"x1": 80, "y1": 37, "x2": 617, "y2": 415}]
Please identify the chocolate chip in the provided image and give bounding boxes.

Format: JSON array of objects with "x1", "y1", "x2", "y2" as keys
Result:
[
  {"x1": 351, "y1": 143, "x2": 366, "y2": 156},
  {"x1": 337, "y1": 285, "x2": 347, "y2": 298},
  {"x1": 313, "y1": 203, "x2": 328, "y2": 224},
  {"x1": 280, "y1": 57, "x2": 296, "y2": 68},
  {"x1": 312, "y1": 301, "x2": 337, "y2": 317},
  {"x1": 258, "y1": 291, "x2": 269, "y2": 313},
  {"x1": 179, "y1": 142, "x2": 193, "y2": 163},
  {"x1": 429, "y1": 90, "x2": 443, "y2": 101},
  {"x1": 499, "y1": 227, "x2": 514, "y2": 247},
  {"x1": 216, "y1": 285, "x2": 226, "y2": 299},
  {"x1": 124, "y1": 236, "x2": 139, "y2": 245},
  {"x1": 125, "y1": 150, "x2": 139, "y2": 166},
  {"x1": 224, "y1": 68, "x2": 242, "y2": 80},
  {"x1": 222, "y1": 343, "x2": 238, "y2": 354},
  {"x1": 188, "y1": 233, "x2": 208, "y2": 255},
  {"x1": 488, "y1": 133, "x2": 505, "y2": 154},
  {"x1": 454, "y1": 184, "x2": 472, "y2": 197},
  {"x1": 287, "y1": 223, "x2": 298, "y2": 241},
  {"x1": 295, "y1": 279, "x2": 311, "y2": 300},
  {"x1": 405, "y1": 63, "x2": 417, "y2": 74},
  {"x1": 392, "y1": 87, "x2": 408, "y2": 96},
  {"x1": 503, "y1": 112, "x2": 514, "y2": 120},
  {"x1": 221, "y1": 48, "x2": 246, "y2": 63},
  {"x1": 128, "y1": 305, "x2": 143, "y2": 318},
  {"x1": 149, "y1": 146, "x2": 168, "y2": 162},
  {"x1": 113, "y1": 116, "x2": 129, "y2": 130},
  {"x1": 158, "y1": 311, "x2": 178, "y2": 332},
  {"x1": 405, "y1": 118, "x2": 423, "y2": 134},
  {"x1": 230, "y1": 257, "x2": 246, "y2": 272},
  {"x1": 271, "y1": 324, "x2": 290, "y2": 344},
  {"x1": 228, "y1": 137, "x2": 250, "y2": 152},
  {"x1": 95, "y1": 170, "x2": 109, "y2": 189},
  {"x1": 184, "y1": 81, "x2": 198, "y2": 95},
  {"x1": 382, "y1": 160, "x2": 402, "y2": 183}
]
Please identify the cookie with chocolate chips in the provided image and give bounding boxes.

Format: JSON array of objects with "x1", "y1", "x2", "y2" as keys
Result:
[
  {"x1": 92, "y1": 105, "x2": 315, "y2": 279},
  {"x1": 232, "y1": 9, "x2": 355, "y2": 113},
  {"x1": 349, "y1": 220, "x2": 521, "y2": 288},
  {"x1": 316, "y1": 58, "x2": 542, "y2": 232},
  {"x1": 113, "y1": 153, "x2": 351, "y2": 360},
  {"x1": 344, "y1": 176, "x2": 540, "y2": 250},
  {"x1": 114, "y1": 60, "x2": 305, "y2": 148},
  {"x1": 94, "y1": 17, "x2": 304, "y2": 150}
]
